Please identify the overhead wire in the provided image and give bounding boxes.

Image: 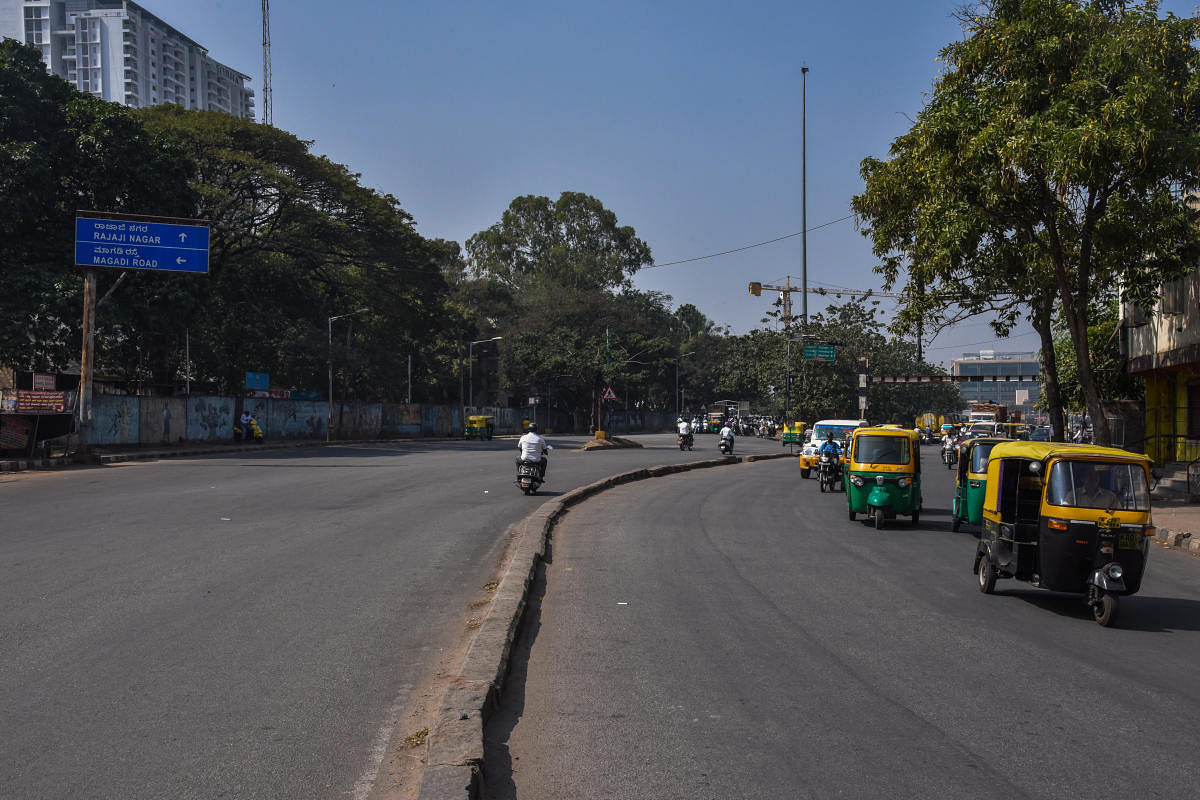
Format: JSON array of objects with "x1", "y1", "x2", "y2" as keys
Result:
[{"x1": 643, "y1": 215, "x2": 854, "y2": 269}]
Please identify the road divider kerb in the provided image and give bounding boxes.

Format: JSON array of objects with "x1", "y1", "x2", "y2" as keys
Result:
[{"x1": 417, "y1": 451, "x2": 796, "y2": 799}]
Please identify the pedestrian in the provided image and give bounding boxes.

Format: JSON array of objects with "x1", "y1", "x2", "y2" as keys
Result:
[{"x1": 240, "y1": 409, "x2": 252, "y2": 441}]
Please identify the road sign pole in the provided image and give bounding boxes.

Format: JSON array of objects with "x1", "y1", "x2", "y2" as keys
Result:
[{"x1": 79, "y1": 269, "x2": 97, "y2": 443}]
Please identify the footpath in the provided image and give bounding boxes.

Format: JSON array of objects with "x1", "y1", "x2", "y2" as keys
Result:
[{"x1": 1150, "y1": 499, "x2": 1200, "y2": 557}]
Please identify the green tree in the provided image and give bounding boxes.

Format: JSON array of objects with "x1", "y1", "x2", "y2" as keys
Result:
[
  {"x1": 852, "y1": 0, "x2": 1200, "y2": 445},
  {"x1": 466, "y1": 192, "x2": 653, "y2": 291},
  {"x1": 461, "y1": 192, "x2": 672, "y2": 428},
  {"x1": 135, "y1": 106, "x2": 455, "y2": 398}
]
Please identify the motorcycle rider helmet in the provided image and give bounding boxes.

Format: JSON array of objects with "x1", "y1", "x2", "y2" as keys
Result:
[{"x1": 527, "y1": 422, "x2": 537, "y2": 432}]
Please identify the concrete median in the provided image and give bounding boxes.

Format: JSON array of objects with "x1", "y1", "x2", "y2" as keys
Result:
[{"x1": 417, "y1": 451, "x2": 795, "y2": 799}]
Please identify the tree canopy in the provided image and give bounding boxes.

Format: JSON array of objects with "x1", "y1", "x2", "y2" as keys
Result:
[{"x1": 466, "y1": 192, "x2": 653, "y2": 291}]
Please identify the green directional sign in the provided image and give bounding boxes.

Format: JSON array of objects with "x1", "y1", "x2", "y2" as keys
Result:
[{"x1": 803, "y1": 344, "x2": 836, "y2": 361}]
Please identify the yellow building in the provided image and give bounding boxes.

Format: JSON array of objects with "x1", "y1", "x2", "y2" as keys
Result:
[{"x1": 1123, "y1": 272, "x2": 1200, "y2": 465}]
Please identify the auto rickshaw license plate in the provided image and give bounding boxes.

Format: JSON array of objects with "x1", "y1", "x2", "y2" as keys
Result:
[{"x1": 1118, "y1": 531, "x2": 1141, "y2": 550}]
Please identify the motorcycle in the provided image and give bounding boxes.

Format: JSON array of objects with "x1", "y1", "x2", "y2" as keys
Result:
[
  {"x1": 678, "y1": 432, "x2": 694, "y2": 451},
  {"x1": 516, "y1": 445, "x2": 552, "y2": 495},
  {"x1": 942, "y1": 442, "x2": 958, "y2": 470},
  {"x1": 818, "y1": 453, "x2": 841, "y2": 493},
  {"x1": 718, "y1": 436, "x2": 734, "y2": 455}
]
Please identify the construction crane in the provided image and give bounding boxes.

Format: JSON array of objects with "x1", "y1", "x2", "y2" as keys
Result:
[{"x1": 261, "y1": 0, "x2": 272, "y2": 126}]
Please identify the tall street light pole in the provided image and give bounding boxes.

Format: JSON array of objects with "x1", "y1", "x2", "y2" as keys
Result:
[
  {"x1": 327, "y1": 307, "x2": 369, "y2": 442},
  {"x1": 799, "y1": 64, "x2": 810, "y2": 422},
  {"x1": 468, "y1": 336, "x2": 502, "y2": 410},
  {"x1": 801, "y1": 65, "x2": 809, "y2": 331}
]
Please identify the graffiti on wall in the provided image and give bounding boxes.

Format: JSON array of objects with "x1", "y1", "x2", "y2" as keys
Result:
[
  {"x1": 268, "y1": 400, "x2": 325, "y2": 439},
  {"x1": 187, "y1": 396, "x2": 234, "y2": 441},
  {"x1": 87, "y1": 395, "x2": 139, "y2": 445}
]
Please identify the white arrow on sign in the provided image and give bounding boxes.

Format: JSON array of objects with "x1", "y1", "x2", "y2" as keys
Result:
[
  {"x1": 176, "y1": 257, "x2": 186, "y2": 265},
  {"x1": 178, "y1": 233, "x2": 187, "y2": 243}
]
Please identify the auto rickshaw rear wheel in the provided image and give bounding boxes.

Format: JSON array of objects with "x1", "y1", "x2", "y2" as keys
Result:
[
  {"x1": 1093, "y1": 593, "x2": 1119, "y2": 627},
  {"x1": 911, "y1": 508, "x2": 920, "y2": 526},
  {"x1": 874, "y1": 507, "x2": 884, "y2": 530},
  {"x1": 977, "y1": 557, "x2": 996, "y2": 594},
  {"x1": 848, "y1": 509, "x2": 856, "y2": 521}
]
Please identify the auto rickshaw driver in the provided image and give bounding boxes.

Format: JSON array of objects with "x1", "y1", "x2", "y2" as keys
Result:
[{"x1": 1069, "y1": 465, "x2": 1118, "y2": 509}]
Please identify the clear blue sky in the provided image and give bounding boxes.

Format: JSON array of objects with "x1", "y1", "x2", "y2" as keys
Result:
[{"x1": 149, "y1": 0, "x2": 1193, "y2": 366}]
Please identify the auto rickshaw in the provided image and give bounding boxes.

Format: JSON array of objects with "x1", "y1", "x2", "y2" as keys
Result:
[
  {"x1": 464, "y1": 414, "x2": 495, "y2": 440},
  {"x1": 845, "y1": 426, "x2": 922, "y2": 529},
  {"x1": 950, "y1": 437, "x2": 1007, "y2": 532},
  {"x1": 973, "y1": 441, "x2": 1158, "y2": 627},
  {"x1": 780, "y1": 421, "x2": 806, "y2": 447}
]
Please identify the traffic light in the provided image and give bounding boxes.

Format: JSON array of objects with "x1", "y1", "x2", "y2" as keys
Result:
[{"x1": 748, "y1": 282, "x2": 762, "y2": 296}]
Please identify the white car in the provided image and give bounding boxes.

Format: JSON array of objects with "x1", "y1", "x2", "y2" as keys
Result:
[{"x1": 800, "y1": 419, "x2": 867, "y2": 478}]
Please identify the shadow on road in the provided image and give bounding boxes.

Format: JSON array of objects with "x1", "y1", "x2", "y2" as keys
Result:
[
  {"x1": 1000, "y1": 589, "x2": 1200, "y2": 631},
  {"x1": 481, "y1": 538, "x2": 552, "y2": 800}
]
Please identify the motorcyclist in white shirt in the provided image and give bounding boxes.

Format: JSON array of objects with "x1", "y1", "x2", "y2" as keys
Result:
[
  {"x1": 719, "y1": 422, "x2": 734, "y2": 448},
  {"x1": 517, "y1": 423, "x2": 549, "y2": 479},
  {"x1": 677, "y1": 418, "x2": 692, "y2": 435}
]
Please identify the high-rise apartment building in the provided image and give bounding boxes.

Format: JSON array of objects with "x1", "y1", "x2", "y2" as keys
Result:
[{"x1": 0, "y1": 0, "x2": 254, "y2": 118}]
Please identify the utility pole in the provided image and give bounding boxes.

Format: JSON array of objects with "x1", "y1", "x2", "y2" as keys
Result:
[{"x1": 748, "y1": 277, "x2": 799, "y2": 416}]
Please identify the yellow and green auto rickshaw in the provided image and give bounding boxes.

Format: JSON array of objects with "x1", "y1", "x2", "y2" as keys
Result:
[
  {"x1": 780, "y1": 421, "x2": 807, "y2": 447},
  {"x1": 845, "y1": 426, "x2": 922, "y2": 529},
  {"x1": 950, "y1": 437, "x2": 1008, "y2": 532},
  {"x1": 464, "y1": 414, "x2": 495, "y2": 440},
  {"x1": 973, "y1": 441, "x2": 1159, "y2": 627},
  {"x1": 707, "y1": 411, "x2": 726, "y2": 433}
]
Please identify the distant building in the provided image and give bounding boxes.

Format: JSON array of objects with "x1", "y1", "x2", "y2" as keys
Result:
[
  {"x1": 0, "y1": 0, "x2": 253, "y2": 118},
  {"x1": 950, "y1": 350, "x2": 1042, "y2": 417}
]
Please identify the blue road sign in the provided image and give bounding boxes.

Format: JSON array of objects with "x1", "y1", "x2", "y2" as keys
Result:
[{"x1": 75, "y1": 216, "x2": 210, "y2": 274}]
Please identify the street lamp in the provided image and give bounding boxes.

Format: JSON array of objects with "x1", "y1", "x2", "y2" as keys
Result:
[
  {"x1": 327, "y1": 307, "x2": 369, "y2": 442},
  {"x1": 468, "y1": 336, "x2": 502, "y2": 410},
  {"x1": 801, "y1": 62, "x2": 811, "y2": 419},
  {"x1": 676, "y1": 351, "x2": 695, "y2": 421}
]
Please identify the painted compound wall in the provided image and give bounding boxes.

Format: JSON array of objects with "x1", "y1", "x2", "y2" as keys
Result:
[{"x1": 79, "y1": 396, "x2": 668, "y2": 446}]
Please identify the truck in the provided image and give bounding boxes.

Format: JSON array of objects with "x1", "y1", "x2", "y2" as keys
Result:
[{"x1": 967, "y1": 402, "x2": 1008, "y2": 424}]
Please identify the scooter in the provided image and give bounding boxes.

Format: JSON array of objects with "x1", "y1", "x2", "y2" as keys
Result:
[
  {"x1": 718, "y1": 436, "x2": 734, "y2": 455},
  {"x1": 678, "y1": 432, "x2": 694, "y2": 451},
  {"x1": 516, "y1": 445, "x2": 552, "y2": 495}
]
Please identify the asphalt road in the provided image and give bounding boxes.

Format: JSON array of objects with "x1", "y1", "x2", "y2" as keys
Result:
[
  {"x1": 0, "y1": 431, "x2": 784, "y2": 799},
  {"x1": 487, "y1": 446, "x2": 1200, "y2": 800}
]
